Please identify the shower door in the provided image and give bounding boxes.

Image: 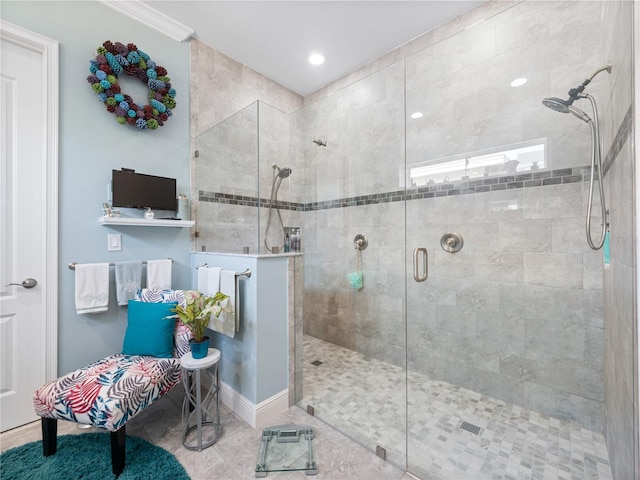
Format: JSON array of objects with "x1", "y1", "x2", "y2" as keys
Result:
[
  {"x1": 298, "y1": 61, "x2": 408, "y2": 470},
  {"x1": 404, "y1": 1, "x2": 607, "y2": 478}
]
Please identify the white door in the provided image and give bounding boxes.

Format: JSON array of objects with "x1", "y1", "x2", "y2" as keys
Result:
[{"x1": 0, "y1": 21, "x2": 58, "y2": 432}]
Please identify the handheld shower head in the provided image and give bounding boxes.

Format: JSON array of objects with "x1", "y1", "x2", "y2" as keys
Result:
[
  {"x1": 567, "y1": 105, "x2": 592, "y2": 123},
  {"x1": 543, "y1": 67, "x2": 610, "y2": 250},
  {"x1": 272, "y1": 164, "x2": 292, "y2": 179},
  {"x1": 278, "y1": 167, "x2": 292, "y2": 179}
]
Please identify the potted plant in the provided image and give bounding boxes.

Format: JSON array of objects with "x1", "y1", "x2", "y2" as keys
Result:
[{"x1": 170, "y1": 290, "x2": 232, "y2": 359}]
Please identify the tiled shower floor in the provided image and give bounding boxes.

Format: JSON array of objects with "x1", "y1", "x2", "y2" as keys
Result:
[{"x1": 300, "y1": 335, "x2": 613, "y2": 479}]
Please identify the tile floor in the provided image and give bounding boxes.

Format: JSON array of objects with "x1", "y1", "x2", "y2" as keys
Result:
[
  {"x1": 301, "y1": 335, "x2": 613, "y2": 480},
  {"x1": 0, "y1": 385, "x2": 410, "y2": 480},
  {"x1": 1, "y1": 335, "x2": 614, "y2": 480}
]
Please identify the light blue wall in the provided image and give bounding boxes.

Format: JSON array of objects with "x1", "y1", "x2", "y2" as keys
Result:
[
  {"x1": 190, "y1": 253, "x2": 289, "y2": 404},
  {"x1": 1, "y1": 1, "x2": 191, "y2": 374},
  {"x1": 254, "y1": 259, "x2": 288, "y2": 401}
]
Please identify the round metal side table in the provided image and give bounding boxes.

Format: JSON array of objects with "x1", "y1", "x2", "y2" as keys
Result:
[{"x1": 180, "y1": 347, "x2": 221, "y2": 451}]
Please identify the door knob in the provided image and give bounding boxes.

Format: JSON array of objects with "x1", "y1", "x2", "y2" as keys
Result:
[{"x1": 5, "y1": 278, "x2": 38, "y2": 289}]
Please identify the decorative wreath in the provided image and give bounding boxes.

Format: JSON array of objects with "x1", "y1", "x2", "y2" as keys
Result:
[{"x1": 86, "y1": 41, "x2": 176, "y2": 130}]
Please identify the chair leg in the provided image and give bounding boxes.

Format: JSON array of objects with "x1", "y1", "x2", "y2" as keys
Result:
[
  {"x1": 110, "y1": 426, "x2": 126, "y2": 477},
  {"x1": 41, "y1": 418, "x2": 57, "y2": 456}
]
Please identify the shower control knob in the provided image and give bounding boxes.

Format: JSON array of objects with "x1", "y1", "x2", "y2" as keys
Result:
[{"x1": 440, "y1": 233, "x2": 463, "y2": 253}]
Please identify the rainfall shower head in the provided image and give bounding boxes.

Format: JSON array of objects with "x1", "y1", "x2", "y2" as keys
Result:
[
  {"x1": 542, "y1": 97, "x2": 592, "y2": 123},
  {"x1": 273, "y1": 164, "x2": 292, "y2": 179},
  {"x1": 542, "y1": 97, "x2": 572, "y2": 113}
]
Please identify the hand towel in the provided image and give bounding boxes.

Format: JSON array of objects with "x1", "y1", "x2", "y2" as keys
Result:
[
  {"x1": 147, "y1": 259, "x2": 172, "y2": 290},
  {"x1": 197, "y1": 265, "x2": 209, "y2": 294},
  {"x1": 115, "y1": 261, "x2": 142, "y2": 306},
  {"x1": 199, "y1": 266, "x2": 221, "y2": 296},
  {"x1": 75, "y1": 263, "x2": 110, "y2": 314},
  {"x1": 208, "y1": 269, "x2": 236, "y2": 338}
]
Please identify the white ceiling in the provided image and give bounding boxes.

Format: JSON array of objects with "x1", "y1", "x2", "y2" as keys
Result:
[{"x1": 141, "y1": 1, "x2": 484, "y2": 96}]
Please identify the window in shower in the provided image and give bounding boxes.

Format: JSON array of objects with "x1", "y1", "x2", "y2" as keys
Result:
[{"x1": 406, "y1": 138, "x2": 546, "y2": 186}]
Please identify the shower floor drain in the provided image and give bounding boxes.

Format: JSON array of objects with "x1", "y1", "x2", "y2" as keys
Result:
[
  {"x1": 460, "y1": 421, "x2": 481, "y2": 436},
  {"x1": 311, "y1": 360, "x2": 323, "y2": 366}
]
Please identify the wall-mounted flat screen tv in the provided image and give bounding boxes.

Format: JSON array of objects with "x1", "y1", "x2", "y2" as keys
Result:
[{"x1": 111, "y1": 169, "x2": 177, "y2": 211}]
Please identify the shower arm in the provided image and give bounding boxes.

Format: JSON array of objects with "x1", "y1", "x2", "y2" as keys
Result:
[
  {"x1": 587, "y1": 64, "x2": 612, "y2": 82},
  {"x1": 568, "y1": 63, "x2": 612, "y2": 101}
]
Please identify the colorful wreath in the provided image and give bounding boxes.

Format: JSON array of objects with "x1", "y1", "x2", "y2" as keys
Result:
[{"x1": 86, "y1": 41, "x2": 176, "y2": 130}]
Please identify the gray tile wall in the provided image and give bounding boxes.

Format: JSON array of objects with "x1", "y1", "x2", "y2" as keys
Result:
[
  {"x1": 188, "y1": 0, "x2": 630, "y2": 439},
  {"x1": 194, "y1": 100, "x2": 304, "y2": 254},
  {"x1": 195, "y1": 103, "x2": 259, "y2": 253},
  {"x1": 190, "y1": 40, "x2": 302, "y2": 137},
  {"x1": 190, "y1": 42, "x2": 303, "y2": 254},
  {"x1": 600, "y1": 1, "x2": 637, "y2": 478}
]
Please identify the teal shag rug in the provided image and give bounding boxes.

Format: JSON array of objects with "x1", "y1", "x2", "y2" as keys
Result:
[{"x1": 0, "y1": 433, "x2": 190, "y2": 480}]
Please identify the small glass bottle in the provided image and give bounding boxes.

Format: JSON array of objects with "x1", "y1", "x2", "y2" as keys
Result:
[{"x1": 284, "y1": 233, "x2": 290, "y2": 253}]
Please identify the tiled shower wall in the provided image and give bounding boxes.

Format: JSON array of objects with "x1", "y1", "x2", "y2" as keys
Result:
[
  {"x1": 599, "y1": 1, "x2": 637, "y2": 478},
  {"x1": 190, "y1": 41, "x2": 303, "y2": 254},
  {"x1": 195, "y1": 103, "x2": 259, "y2": 253},
  {"x1": 406, "y1": 0, "x2": 605, "y2": 430},
  {"x1": 194, "y1": 101, "x2": 304, "y2": 254}
]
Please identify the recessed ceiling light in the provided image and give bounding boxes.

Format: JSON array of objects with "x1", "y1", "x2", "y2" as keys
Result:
[
  {"x1": 510, "y1": 77, "x2": 527, "y2": 87},
  {"x1": 309, "y1": 53, "x2": 325, "y2": 65},
  {"x1": 411, "y1": 112, "x2": 424, "y2": 119}
]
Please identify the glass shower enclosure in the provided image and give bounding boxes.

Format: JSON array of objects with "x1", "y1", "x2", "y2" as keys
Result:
[
  {"x1": 297, "y1": 1, "x2": 606, "y2": 478},
  {"x1": 194, "y1": 101, "x2": 302, "y2": 256},
  {"x1": 193, "y1": 1, "x2": 610, "y2": 477}
]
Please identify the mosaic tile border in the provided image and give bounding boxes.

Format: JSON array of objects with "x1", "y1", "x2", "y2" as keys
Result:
[
  {"x1": 198, "y1": 191, "x2": 305, "y2": 211},
  {"x1": 199, "y1": 165, "x2": 595, "y2": 212},
  {"x1": 602, "y1": 103, "x2": 633, "y2": 177}
]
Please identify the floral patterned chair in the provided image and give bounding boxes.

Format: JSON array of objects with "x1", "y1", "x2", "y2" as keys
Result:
[{"x1": 33, "y1": 289, "x2": 192, "y2": 477}]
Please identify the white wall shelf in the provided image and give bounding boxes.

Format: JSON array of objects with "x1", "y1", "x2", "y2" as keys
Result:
[{"x1": 99, "y1": 216, "x2": 194, "y2": 227}]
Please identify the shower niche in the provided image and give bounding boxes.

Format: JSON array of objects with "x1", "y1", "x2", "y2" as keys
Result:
[
  {"x1": 194, "y1": 101, "x2": 303, "y2": 255},
  {"x1": 405, "y1": 138, "x2": 547, "y2": 187}
]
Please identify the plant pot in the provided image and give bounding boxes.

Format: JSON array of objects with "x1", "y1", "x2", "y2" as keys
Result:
[{"x1": 189, "y1": 336, "x2": 210, "y2": 359}]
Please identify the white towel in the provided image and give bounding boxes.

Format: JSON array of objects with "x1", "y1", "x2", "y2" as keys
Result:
[
  {"x1": 147, "y1": 259, "x2": 172, "y2": 290},
  {"x1": 115, "y1": 261, "x2": 142, "y2": 306},
  {"x1": 197, "y1": 265, "x2": 209, "y2": 293},
  {"x1": 208, "y1": 269, "x2": 236, "y2": 339},
  {"x1": 198, "y1": 266, "x2": 221, "y2": 296},
  {"x1": 75, "y1": 263, "x2": 110, "y2": 314}
]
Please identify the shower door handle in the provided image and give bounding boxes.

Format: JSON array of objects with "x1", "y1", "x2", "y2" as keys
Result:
[{"x1": 413, "y1": 247, "x2": 428, "y2": 283}]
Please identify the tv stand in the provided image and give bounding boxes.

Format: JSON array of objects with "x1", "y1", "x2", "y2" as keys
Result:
[{"x1": 98, "y1": 216, "x2": 195, "y2": 227}]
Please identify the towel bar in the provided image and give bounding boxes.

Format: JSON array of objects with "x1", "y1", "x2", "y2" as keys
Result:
[
  {"x1": 196, "y1": 263, "x2": 252, "y2": 279},
  {"x1": 196, "y1": 264, "x2": 251, "y2": 333},
  {"x1": 68, "y1": 259, "x2": 173, "y2": 270}
]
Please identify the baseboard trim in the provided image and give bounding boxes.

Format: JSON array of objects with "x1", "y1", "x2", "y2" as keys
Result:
[{"x1": 220, "y1": 382, "x2": 288, "y2": 429}]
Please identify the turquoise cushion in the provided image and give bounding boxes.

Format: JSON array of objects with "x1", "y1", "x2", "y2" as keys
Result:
[{"x1": 122, "y1": 300, "x2": 177, "y2": 358}]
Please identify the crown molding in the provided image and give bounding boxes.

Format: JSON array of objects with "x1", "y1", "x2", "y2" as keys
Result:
[{"x1": 99, "y1": 0, "x2": 194, "y2": 42}]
